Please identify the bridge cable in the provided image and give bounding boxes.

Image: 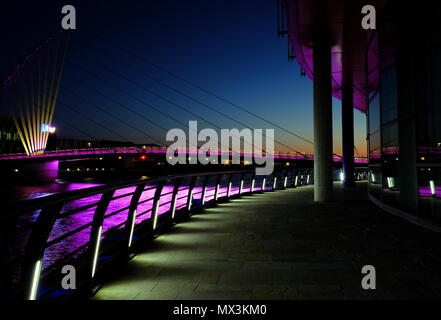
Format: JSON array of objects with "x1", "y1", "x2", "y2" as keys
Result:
[
  {"x1": 65, "y1": 62, "x2": 244, "y2": 155},
  {"x1": 67, "y1": 55, "x2": 253, "y2": 153},
  {"x1": 59, "y1": 86, "x2": 166, "y2": 146},
  {"x1": 55, "y1": 116, "x2": 95, "y2": 141},
  {"x1": 68, "y1": 50, "x2": 304, "y2": 155},
  {"x1": 90, "y1": 32, "x2": 316, "y2": 147},
  {"x1": 53, "y1": 97, "x2": 134, "y2": 143}
]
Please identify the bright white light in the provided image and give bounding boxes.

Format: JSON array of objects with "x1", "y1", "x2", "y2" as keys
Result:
[
  {"x1": 29, "y1": 260, "x2": 42, "y2": 300},
  {"x1": 215, "y1": 184, "x2": 220, "y2": 200},
  {"x1": 340, "y1": 171, "x2": 344, "y2": 182},
  {"x1": 284, "y1": 177, "x2": 288, "y2": 188},
  {"x1": 227, "y1": 182, "x2": 232, "y2": 198},
  {"x1": 430, "y1": 180, "x2": 436, "y2": 196},
  {"x1": 371, "y1": 173, "x2": 376, "y2": 183},
  {"x1": 294, "y1": 176, "x2": 298, "y2": 186},
  {"x1": 307, "y1": 174, "x2": 311, "y2": 184},
  {"x1": 91, "y1": 226, "x2": 102, "y2": 278},
  {"x1": 262, "y1": 178, "x2": 266, "y2": 191},
  {"x1": 239, "y1": 180, "x2": 244, "y2": 194},
  {"x1": 188, "y1": 190, "x2": 194, "y2": 210},
  {"x1": 251, "y1": 179, "x2": 255, "y2": 192},
  {"x1": 171, "y1": 194, "x2": 178, "y2": 218},
  {"x1": 201, "y1": 186, "x2": 206, "y2": 205},
  {"x1": 273, "y1": 177, "x2": 277, "y2": 189},
  {"x1": 41, "y1": 124, "x2": 56, "y2": 134},
  {"x1": 153, "y1": 201, "x2": 160, "y2": 229},
  {"x1": 128, "y1": 210, "x2": 136, "y2": 248},
  {"x1": 387, "y1": 177, "x2": 395, "y2": 189}
]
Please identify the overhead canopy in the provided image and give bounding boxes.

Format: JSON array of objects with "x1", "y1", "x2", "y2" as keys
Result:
[{"x1": 283, "y1": 0, "x2": 390, "y2": 113}]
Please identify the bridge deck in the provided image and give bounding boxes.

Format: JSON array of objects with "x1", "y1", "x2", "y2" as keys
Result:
[{"x1": 94, "y1": 182, "x2": 441, "y2": 300}]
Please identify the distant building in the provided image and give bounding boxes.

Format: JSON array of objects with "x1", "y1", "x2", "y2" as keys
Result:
[{"x1": 0, "y1": 116, "x2": 23, "y2": 154}]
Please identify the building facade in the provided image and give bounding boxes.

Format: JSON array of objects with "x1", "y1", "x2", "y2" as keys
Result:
[
  {"x1": 367, "y1": 1, "x2": 441, "y2": 224},
  {"x1": 283, "y1": 0, "x2": 441, "y2": 228}
]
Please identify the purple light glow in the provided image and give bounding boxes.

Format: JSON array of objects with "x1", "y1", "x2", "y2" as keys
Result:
[
  {"x1": 419, "y1": 186, "x2": 441, "y2": 198},
  {"x1": 40, "y1": 183, "x2": 238, "y2": 271},
  {"x1": 0, "y1": 147, "x2": 368, "y2": 163}
]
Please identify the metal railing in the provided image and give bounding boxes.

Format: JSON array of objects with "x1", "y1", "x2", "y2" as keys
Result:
[{"x1": 2, "y1": 167, "x2": 368, "y2": 300}]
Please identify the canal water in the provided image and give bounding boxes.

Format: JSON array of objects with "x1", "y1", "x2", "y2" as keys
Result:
[{"x1": 0, "y1": 179, "x2": 103, "y2": 203}]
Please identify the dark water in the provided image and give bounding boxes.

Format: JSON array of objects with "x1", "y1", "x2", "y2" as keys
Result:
[{"x1": 0, "y1": 179, "x2": 103, "y2": 203}]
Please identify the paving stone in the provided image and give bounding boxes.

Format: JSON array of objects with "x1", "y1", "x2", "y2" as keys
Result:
[{"x1": 94, "y1": 182, "x2": 441, "y2": 300}]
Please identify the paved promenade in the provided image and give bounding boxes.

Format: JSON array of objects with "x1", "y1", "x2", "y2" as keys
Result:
[{"x1": 94, "y1": 182, "x2": 441, "y2": 300}]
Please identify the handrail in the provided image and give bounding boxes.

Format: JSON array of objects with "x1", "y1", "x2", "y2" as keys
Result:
[
  {"x1": 2, "y1": 167, "x2": 368, "y2": 300},
  {"x1": 11, "y1": 171, "x2": 252, "y2": 213}
]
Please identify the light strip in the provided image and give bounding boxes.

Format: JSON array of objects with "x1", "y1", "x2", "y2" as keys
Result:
[
  {"x1": 153, "y1": 201, "x2": 160, "y2": 229},
  {"x1": 307, "y1": 174, "x2": 310, "y2": 184},
  {"x1": 430, "y1": 180, "x2": 436, "y2": 196},
  {"x1": 188, "y1": 190, "x2": 194, "y2": 210},
  {"x1": 29, "y1": 260, "x2": 42, "y2": 300},
  {"x1": 215, "y1": 184, "x2": 220, "y2": 200},
  {"x1": 239, "y1": 180, "x2": 243, "y2": 194},
  {"x1": 201, "y1": 186, "x2": 207, "y2": 205},
  {"x1": 262, "y1": 178, "x2": 266, "y2": 192},
  {"x1": 251, "y1": 179, "x2": 255, "y2": 192},
  {"x1": 387, "y1": 177, "x2": 395, "y2": 189},
  {"x1": 91, "y1": 226, "x2": 102, "y2": 278},
  {"x1": 171, "y1": 194, "x2": 178, "y2": 218},
  {"x1": 273, "y1": 177, "x2": 277, "y2": 190},
  {"x1": 227, "y1": 182, "x2": 232, "y2": 198},
  {"x1": 128, "y1": 210, "x2": 136, "y2": 248},
  {"x1": 295, "y1": 176, "x2": 298, "y2": 186},
  {"x1": 284, "y1": 176, "x2": 288, "y2": 188}
]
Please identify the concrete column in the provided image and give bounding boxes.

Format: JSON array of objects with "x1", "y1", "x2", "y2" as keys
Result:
[
  {"x1": 342, "y1": 86, "x2": 355, "y2": 188},
  {"x1": 313, "y1": 38, "x2": 334, "y2": 202}
]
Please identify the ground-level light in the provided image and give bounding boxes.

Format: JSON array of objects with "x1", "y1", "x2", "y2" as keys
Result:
[{"x1": 91, "y1": 226, "x2": 103, "y2": 278}]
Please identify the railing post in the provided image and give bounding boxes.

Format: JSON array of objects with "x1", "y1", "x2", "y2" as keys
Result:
[
  {"x1": 239, "y1": 173, "x2": 245, "y2": 195},
  {"x1": 88, "y1": 191, "x2": 114, "y2": 286},
  {"x1": 152, "y1": 182, "x2": 165, "y2": 230},
  {"x1": 227, "y1": 173, "x2": 234, "y2": 198},
  {"x1": 201, "y1": 175, "x2": 210, "y2": 206},
  {"x1": 283, "y1": 169, "x2": 288, "y2": 189},
  {"x1": 214, "y1": 174, "x2": 222, "y2": 202},
  {"x1": 186, "y1": 176, "x2": 197, "y2": 212},
  {"x1": 272, "y1": 169, "x2": 279, "y2": 191},
  {"x1": 126, "y1": 183, "x2": 147, "y2": 250},
  {"x1": 20, "y1": 203, "x2": 63, "y2": 300},
  {"x1": 171, "y1": 178, "x2": 182, "y2": 219},
  {"x1": 251, "y1": 173, "x2": 256, "y2": 193}
]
